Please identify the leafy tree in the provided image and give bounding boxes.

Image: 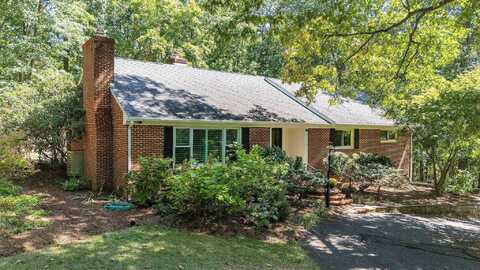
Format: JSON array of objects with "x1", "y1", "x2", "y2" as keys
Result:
[
  {"x1": 206, "y1": 0, "x2": 480, "y2": 193},
  {"x1": 0, "y1": 0, "x2": 93, "y2": 165}
]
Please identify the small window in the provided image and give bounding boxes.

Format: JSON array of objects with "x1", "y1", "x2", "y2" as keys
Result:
[
  {"x1": 271, "y1": 128, "x2": 282, "y2": 148},
  {"x1": 333, "y1": 129, "x2": 353, "y2": 148},
  {"x1": 174, "y1": 128, "x2": 191, "y2": 164},
  {"x1": 380, "y1": 130, "x2": 398, "y2": 142}
]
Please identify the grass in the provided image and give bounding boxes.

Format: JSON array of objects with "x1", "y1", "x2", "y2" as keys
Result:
[
  {"x1": 0, "y1": 180, "x2": 49, "y2": 238},
  {"x1": 0, "y1": 226, "x2": 319, "y2": 270}
]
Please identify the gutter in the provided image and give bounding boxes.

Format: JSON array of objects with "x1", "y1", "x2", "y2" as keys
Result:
[{"x1": 264, "y1": 78, "x2": 335, "y2": 125}]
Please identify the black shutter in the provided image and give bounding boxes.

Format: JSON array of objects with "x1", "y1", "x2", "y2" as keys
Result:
[
  {"x1": 241, "y1": 128, "x2": 250, "y2": 153},
  {"x1": 164, "y1": 126, "x2": 173, "y2": 158},
  {"x1": 271, "y1": 128, "x2": 283, "y2": 148},
  {"x1": 329, "y1": 128, "x2": 336, "y2": 144},
  {"x1": 354, "y1": 129, "x2": 360, "y2": 149}
]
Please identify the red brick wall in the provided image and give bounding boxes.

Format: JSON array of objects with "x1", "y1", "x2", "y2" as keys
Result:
[
  {"x1": 131, "y1": 126, "x2": 165, "y2": 170},
  {"x1": 307, "y1": 128, "x2": 330, "y2": 171},
  {"x1": 308, "y1": 128, "x2": 411, "y2": 176},
  {"x1": 112, "y1": 98, "x2": 128, "y2": 188},
  {"x1": 249, "y1": 128, "x2": 270, "y2": 148},
  {"x1": 82, "y1": 36, "x2": 115, "y2": 191}
]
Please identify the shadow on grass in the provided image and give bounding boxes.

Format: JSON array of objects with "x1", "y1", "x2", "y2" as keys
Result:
[{"x1": 0, "y1": 226, "x2": 318, "y2": 270}]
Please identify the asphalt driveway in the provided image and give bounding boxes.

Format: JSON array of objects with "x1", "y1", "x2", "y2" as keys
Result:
[{"x1": 303, "y1": 212, "x2": 480, "y2": 270}]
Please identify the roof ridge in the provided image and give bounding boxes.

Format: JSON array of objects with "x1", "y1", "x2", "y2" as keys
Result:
[
  {"x1": 115, "y1": 57, "x2": 269, "y2": 80},
  {"x1": 264, "y1": 78, "x2": 335, "y2": 124}
]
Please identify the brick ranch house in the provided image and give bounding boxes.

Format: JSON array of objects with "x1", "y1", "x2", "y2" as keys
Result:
[{"x1": 70, "y1": 34, "x2": 412, "y2": 191}]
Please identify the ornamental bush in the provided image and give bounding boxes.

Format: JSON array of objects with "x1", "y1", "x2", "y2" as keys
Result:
[
  {"x1": 62, "y1": 177, "x2": 87, "y2": 192},
  {"x1": 163, "y1": 146, "x2": 289, "y2": 228},
  {"x1": 446, "y1": 170, "x2": 476, "y2": 194},
  {"x1": 259, "y1": 146, "x2": 327, "y2": 198},
  {"x1": 126, "y1": 157, "x2": 173, "y2": 206},
  {"x1": 325, "y1": 152, "x2": 407, "y2": 193},
  {"x1": 0, "y1": 133, "x2": 34, "y2": 181}
]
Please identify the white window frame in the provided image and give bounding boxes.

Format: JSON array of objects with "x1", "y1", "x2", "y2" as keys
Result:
[
  {"x1": 173, "y1": 127, "x2": 241, "y2": 165},
  {"x1": 333, "y1": 129, "x2": 354, "y2": 149},
  {"x1": 380, "y1": 130, "x2": 398, "y2": 143}
]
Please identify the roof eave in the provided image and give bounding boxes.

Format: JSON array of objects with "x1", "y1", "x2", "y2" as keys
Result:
[{"x1": 125, "y1": 117, "x2": 400, "y2": 129}]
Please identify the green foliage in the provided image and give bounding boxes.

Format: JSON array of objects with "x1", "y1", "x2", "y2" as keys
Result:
[
  {"x1": 0, "y1": 0, "x2": 93, "y2": 165},
  {"x1": 126, "y1": 157, "x2": 173, "y2": 206},
  {"x1": 0, "y1": 134, "x2": 34, "y2": 180},
  {"x1": 62, "y1": 177, "x2": 87, "y2": 192},
  {"x1": 206, "y1": 0, "x2": 480, "y2": 195},
  {"x1": 0, "y1": 179, "x2": 22, "y2": 196},
  {"x1": 301, "y1": 205, "x2": 329, "y2": 230},
  {"x1": 327, "y1": 152, "x2": 354, "y2": 178},
  {"x1": 326, "y1": 152, "x2": 407, "y2": 191},
  {"x1": 258, "y1": 145, "x2": 290, "y2": 163},
  {"x1": 0, "y1": 180, "x2": 49, "y2": 237},
  {"x1": 165, "y1": 146, "x2": 289, "y2": 228},
  {"x1": 258, "y1": 146, "x2": 327, "y2": 198},
  {"x1": 446, "y1": 170, "x2": 476, "y2": 194},
  {"x1": 21, "y1": 72, "x2": 84, "y2": 165}
]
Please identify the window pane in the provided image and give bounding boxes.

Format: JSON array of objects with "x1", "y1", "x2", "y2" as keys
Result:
[
  {"x1": 207, "y1": 129, "x2": 222, "y2": 161},
  {"x1": 334, "y1": 131, "x2": 343, "y2": 146},
  {"x1": 389, "y1": 131, "x2": 397, "y2": 140},
  {"x1": 343, "y1": 131, "x2": 352, "y2": 146},
  {"x1": 192, "y1": 129, "x2": 206, "y2": 163},
  {"x1": 176, "y1": 128, "x2": 190, "y2": 146},
  {"x1": 380, "y1": 130, "x2": 388, "y2": 141},
  {"x1": 226, "y1": 129, "x2": 238, "y2": 146},
  {"x1": 175, "y1": 147, "x2": 191, "y2": 164}
]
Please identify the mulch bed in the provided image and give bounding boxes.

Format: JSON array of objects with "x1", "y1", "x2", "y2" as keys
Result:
[
  {"x1": 0, "y1": 170, "x2": 311, "y2": 257},
  {"x1": 0, "y1": 179, "x2": 157, "y2": 257}
]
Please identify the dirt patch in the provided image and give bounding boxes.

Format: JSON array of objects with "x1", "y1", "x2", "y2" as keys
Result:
[{"x1": 0, "y1": 181, "x2": 156, "y2": 257}]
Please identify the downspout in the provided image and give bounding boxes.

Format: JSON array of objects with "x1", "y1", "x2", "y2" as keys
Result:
[
  {"x1": 409, "y1": 130, "x2": 413, "y2": 183},
  {"x1": 128, "y1": 123, "x2": 132, "y2": 172}
]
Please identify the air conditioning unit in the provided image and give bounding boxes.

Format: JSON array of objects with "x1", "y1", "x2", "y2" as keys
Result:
[{"x1": 67, "y1": 151, "x2": 84, "y2": 176}]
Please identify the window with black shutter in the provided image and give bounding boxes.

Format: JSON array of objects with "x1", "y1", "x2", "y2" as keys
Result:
[{"x1": 271, "y1": 128, "x2": 282, "y2": 148}]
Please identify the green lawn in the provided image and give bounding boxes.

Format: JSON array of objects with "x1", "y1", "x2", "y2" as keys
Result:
[{"x1": 0, "y1": 226, "x2": 319, "y2": 270}]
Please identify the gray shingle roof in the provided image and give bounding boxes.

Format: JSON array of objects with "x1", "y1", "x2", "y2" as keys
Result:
[
  {"x1": 112, "y1": 58, "x2": 327, "y2": 124},
  {"x1": 271, "y1": 79, "x2": 396, "y2": 126},
  {"x1": 112, "y1": 57, "x2": 395, "y2": 126}
]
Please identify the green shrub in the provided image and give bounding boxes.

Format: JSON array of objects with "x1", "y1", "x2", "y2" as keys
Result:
[
  {"x1": 164, "y1": 146, "x2": 289, "y2": 228},
  {"x1": 62, "y1": 177, "x2": 87, "y2": 192},
  {"x1": 0, "y1": 133, "x2": 34, "y2": 180},
  {"x1": 327, "y1": 152, "x2": 355, "y2": 178},
  {"x1": 259, "y1": 146, "x2": 326, "y2": 197},
  {"x1": 258, "y1": 145, "x2": 290, "y2": 163},
  {"x1": 355, "y1": 152, "x2": 392, "y2": 167},
  {"x1": 447, "y1": 170, "x2": 476, "y2": 194},
  {"x1": 301, "y1": 205, "x2": 329, "y2": 230},
  {"x1": 325, "y1": 151, "x2": 406, "y2": 192},
  {"x1": 0, "y1": 179, "x2": 21, "y2": 196},
  {"x1": 126, "y1": 157, "x2": 173, "y2": 206}
]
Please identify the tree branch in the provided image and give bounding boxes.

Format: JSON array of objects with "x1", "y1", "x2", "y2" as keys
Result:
[
  {"x1": 327, "y1": 0, "x2": 454, "y2": 38},
  {"x1": 395, "y1": 12, "x2": 424, "y2": 78}
]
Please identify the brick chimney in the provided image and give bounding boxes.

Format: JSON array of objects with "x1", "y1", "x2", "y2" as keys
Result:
[
  {"x1": 82, "y1": 31, "x2": 115, "y2": 191},
  {"x1": 167, "y1": 52, "x2": 188, "y2": 65}
]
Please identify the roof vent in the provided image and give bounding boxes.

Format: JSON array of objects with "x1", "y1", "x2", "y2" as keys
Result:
[{"x1": 167, "y1": 52, "x2": 188, "y2": 65}]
